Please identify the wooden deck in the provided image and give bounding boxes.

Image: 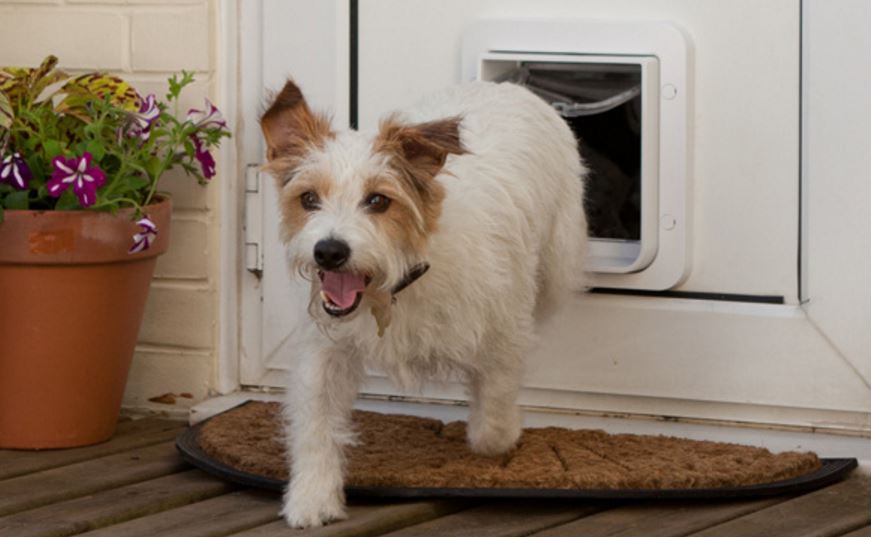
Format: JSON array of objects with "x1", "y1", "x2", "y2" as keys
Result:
[{"x1": 1, "y1": 416, "x2": 870, "y2": 537}]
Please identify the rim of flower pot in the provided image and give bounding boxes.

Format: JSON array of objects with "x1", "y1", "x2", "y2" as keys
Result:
[{"x1": 0, "y1": 194, "x2": 172, "y2": 265}]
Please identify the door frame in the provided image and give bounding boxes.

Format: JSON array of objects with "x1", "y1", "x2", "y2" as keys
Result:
[{"x1": 215, "y1": 0, "x2": 244, "y2": 394}]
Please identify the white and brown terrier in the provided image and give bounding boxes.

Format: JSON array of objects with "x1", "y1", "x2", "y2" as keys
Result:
[{"x1": 260, "y1": 79, "x2": 588, "y2": 527}]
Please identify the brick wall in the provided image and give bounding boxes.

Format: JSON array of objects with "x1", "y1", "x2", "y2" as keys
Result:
[{"x1": 0, "y1": 0, "x2": 223, "y2": 412}]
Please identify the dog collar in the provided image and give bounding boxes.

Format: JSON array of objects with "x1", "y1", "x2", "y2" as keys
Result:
[{"x1": 391, "y1": 263, "x2": 430, "y2": 296}]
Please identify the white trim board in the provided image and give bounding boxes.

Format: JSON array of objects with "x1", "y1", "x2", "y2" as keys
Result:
[{"x1": 243, "y1": 294, "x2": 871, "y2": 429}]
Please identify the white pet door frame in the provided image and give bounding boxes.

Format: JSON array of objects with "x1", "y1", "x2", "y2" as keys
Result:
[
  {"x1": 464, "y1": 19, "x2": 691, "y2": 290},
  {"x1": 479, "y1": 52, "x2": 660, "y2": 274}
]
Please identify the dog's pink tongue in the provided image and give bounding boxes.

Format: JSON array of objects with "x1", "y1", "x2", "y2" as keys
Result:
[{"x1": 321, "y1": 271, "x2": 367, "y2": 309}]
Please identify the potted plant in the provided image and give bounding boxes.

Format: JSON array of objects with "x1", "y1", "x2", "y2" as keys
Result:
[{"x1": 0, "y1": 56, "x2": 230, "y2": 449}]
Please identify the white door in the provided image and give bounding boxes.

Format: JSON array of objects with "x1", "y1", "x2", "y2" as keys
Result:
[{"x1": 238, "y1": 0, "x2": 871, "y2": 435}]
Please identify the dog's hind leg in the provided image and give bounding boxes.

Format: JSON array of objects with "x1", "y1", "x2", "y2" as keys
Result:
[{"x1": 281, "y1": 342, "x2": 363, "y2": 528}]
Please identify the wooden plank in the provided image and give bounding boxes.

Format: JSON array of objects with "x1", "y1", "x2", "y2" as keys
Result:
[
  {"x1": 0, "y1": 418, "x2": 185, "y2": 481},
  {"x1": 78, "y1": 489, "x2": 279, "y2": 537},
  {"x1": 0, "y1": 441, "x2": 188, "y2": 516},
  {"x1": 529, "y1": 497, "x2": 786, "y2": 537},
  {"x1": 228, "y1": 500, "x2": 469, "y2": 537},
  {"x1": 0, "y1": 470, "x2": 233, "y2": 537},
  {"x1": 842, "y1": 524, "x2": 871, "y2": 537},
  {"x1": 377, "y1": 502, "x2": 603, "y2": 537},
  {"x1": 686, "y1": 475, "x2": 871, "y2": 537}
]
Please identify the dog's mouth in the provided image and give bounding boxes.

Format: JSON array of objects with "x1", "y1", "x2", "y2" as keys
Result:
[{"x1": 318, "y1": 270, "x2": 371, "y2": 317}]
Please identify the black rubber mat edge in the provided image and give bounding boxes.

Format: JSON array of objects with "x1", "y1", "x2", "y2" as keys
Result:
[{"x1": 176, "y1": 403, "x2": 858, "y2": 500}]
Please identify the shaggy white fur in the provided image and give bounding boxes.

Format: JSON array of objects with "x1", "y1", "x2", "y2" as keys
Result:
[{"x1": 261, "y1": 81, "x2": 587, "y2": 528}]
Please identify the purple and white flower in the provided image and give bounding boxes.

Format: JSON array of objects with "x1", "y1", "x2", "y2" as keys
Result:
[
  {"x1": 128, "y1": 216, "x2": 158, "y2": 254},
  {"x1": 47, "y1": 152, "x2": 106, "y2": 208},
  {"x1": 0, "y1": 152, "x2": 32, "y2": 190},
  {"x1": 186, "y1": 99, "x2": 226, "y2": 180},
  {"x1": 127, "y1": 93, "x2": 160, "y2": 140},
  {"x1": 186, "y1": 99, "x2": 227, "y2": 131},
  {"x1": 191, "y1": 135, "x2": 216, "y2": 179}
]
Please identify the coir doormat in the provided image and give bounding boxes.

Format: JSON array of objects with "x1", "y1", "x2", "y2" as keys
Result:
[{"x1": 176, "y1": 401, "x2": 857, "y2": 499}]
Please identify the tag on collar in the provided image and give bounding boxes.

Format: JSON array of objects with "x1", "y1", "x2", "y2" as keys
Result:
[{"x1": 371, "y1": 262, "x2": 430, "y2": 338}]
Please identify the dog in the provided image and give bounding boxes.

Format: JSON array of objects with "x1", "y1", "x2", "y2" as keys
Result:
[{"x1": 260, "y1": 79, "x2": 588, "y2": 527}]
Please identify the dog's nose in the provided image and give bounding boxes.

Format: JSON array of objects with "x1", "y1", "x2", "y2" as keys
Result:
[{"x1": 314, "y1": 239, "x2": 351, "y2": 270}]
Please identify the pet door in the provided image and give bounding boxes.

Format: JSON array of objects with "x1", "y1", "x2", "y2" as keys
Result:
[
  {"x1": 480, "y1": 53, "x2": 659, "y2": 273},
  {"x1": 465, "y1": 19, "x2": 690, "y2": 290}
]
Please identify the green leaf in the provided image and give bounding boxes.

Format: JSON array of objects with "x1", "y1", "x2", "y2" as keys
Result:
[
  {"x1": 4, "y1": 190, "x2": 29, "y2": 210},
  {"x1": 0, "y1": 204, "x2": 4, "y2": 223},
  {"x1": 55, "y1": 190, "x2": 79, "y2": 210},
  {"x1": 127, "y1": 176, "x2": 149, "y2": 190},
  {"x1": 145, "y1": 156, "x2": 163, "y2": 179},
  {"x1": 183, "y1": 138, "x2": 195, "y2": 159},
  {"x1": 25, "y1": 155, "x2": 44, "y2": 184},
  {"x1": 0, "y1": 91, "x2": 12, "y2": 129},
  {"x1": 85, "y1": 139, "x2": 105, "y2": 161},
  {"x1": 166, "y1": 71, "x2": 195, "y2": 101},
  {"x1": 43, "y1": 140, "x2": 62, "y2": 160},
  {"x1": 56, "y1": 72, "x2": 140, "y2": 114},
  {"x1": 83, "y1": 121, "x2": 102, "y2": 138}
]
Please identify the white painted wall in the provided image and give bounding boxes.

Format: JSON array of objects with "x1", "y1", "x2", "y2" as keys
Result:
[{"x1": 803, "y1": 0, "x2": 871, "y2": 390}]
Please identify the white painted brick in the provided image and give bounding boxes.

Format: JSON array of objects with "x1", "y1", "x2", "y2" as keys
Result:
[
  {"x1": 158, "y1": 167, "x2": 211, "y2": 210},
  {"x1": 139, "y1": 284, "x2": 214, "y2": 349},
  {"x1": 70, "y1": 0, "x2": 203, "y2": 4},
  {"x1": 131, "y1": 5, "x2": 210, "y2": 72},
  {"x1": 124, "y1": 347, "x2": 212, "y2": 408},
  {"x1": 0, "y1": 9, "x2": 127, "y2": 70},
  {"x1": 154, "y1": 217, "x2": 210, "y2": 280}
]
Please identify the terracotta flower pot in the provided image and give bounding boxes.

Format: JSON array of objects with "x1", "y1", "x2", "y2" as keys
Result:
[{"x1": 0, "y1": 197, "x2": 171, "y2": 449}]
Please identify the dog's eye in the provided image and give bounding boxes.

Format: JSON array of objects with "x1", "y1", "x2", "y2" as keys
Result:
[
  {"x1": 300, "y1": 191, "x2": 320, "y2": 211},
  {"x1": 364, "y1": 193, "x2": 391, "y2": 213}
]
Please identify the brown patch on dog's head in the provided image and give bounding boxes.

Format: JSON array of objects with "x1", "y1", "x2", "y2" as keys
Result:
[
  {"x1": 360, "y1": 175, "x2": 431, "y2": 254},
  {"x1": 373, "y1": 115, "x2": 466, "y2": 237},
  {"x1": 260, "y1": 79, "x2": 334, "y2": 183}
]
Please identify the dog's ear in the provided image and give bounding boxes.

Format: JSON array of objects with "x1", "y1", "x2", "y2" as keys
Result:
[
  {"x1": 375, "y1": 115, "x2": 466, "y2": 181},
  {"x1": 260, "y1": 80, "x2": 333, "y2": 165}
]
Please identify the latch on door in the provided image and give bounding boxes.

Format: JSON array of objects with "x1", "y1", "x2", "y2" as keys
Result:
[{"x1": 244, "y1": 164, "x2": 264, "y2": 278}]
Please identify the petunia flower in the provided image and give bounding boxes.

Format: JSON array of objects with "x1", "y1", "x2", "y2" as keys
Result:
[
  {"x1": 127, "y1": 93, "x2": 160, "y2": 140},
  {"x1": 47, "y1": 152, "x2": 106, "y2": 208},
  {"x1": 128, "y1": 216, "x2": 158, "y2": 254},
  {"x1": 186, "y1": 99, "x2": 228, "y2": 180},
  {"x1": 191, "y1": 135, "x2": 216, "y2": 179},
  {"x1": 0, "y1": 152, "x2": 32, "y2": 190},
  {"x1": 186, "y1": 99, "x2": 227, "y2": 130}
]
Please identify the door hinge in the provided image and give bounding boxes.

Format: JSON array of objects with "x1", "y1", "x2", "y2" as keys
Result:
[{"x1": 244, "y1": 164, "x2": 264, "y2": 278}]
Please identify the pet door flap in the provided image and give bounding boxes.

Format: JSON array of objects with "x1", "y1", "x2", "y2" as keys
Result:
[{"x1": 496, "y1": 63, "x2": 641, "y2": 118}]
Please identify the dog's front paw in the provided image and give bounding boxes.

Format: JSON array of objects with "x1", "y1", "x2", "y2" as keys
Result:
[{"x1": 280, "y1": 482, "x2": 347, "y2": 528}]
